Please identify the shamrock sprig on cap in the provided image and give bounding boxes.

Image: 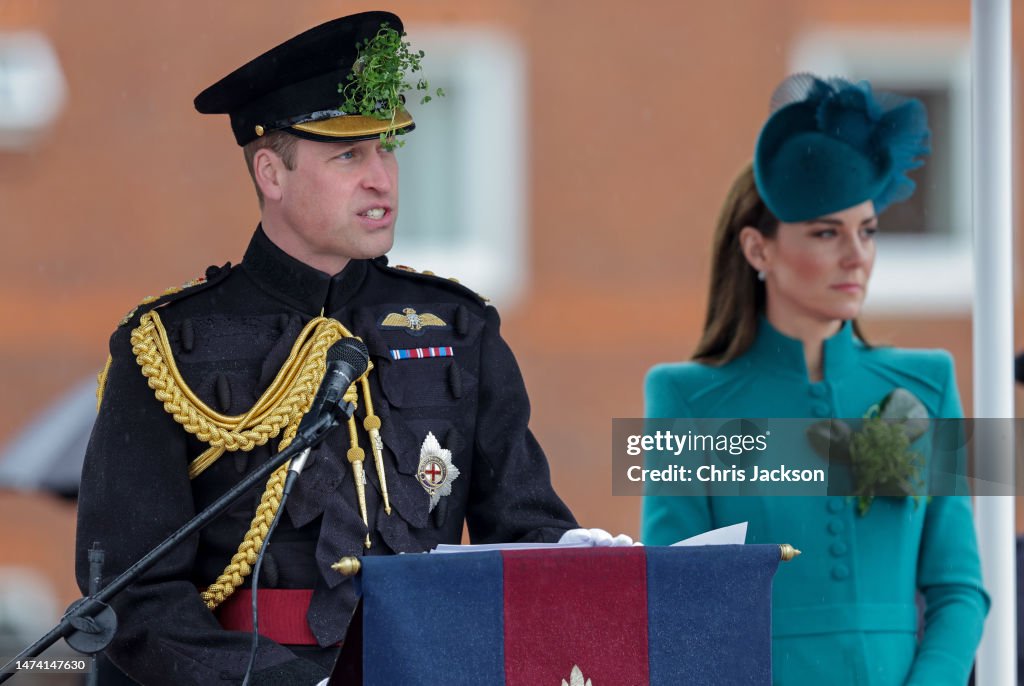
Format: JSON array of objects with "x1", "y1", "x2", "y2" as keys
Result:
[{"x1": 339, "y1": 22, "x2": 445, "y2": 150}]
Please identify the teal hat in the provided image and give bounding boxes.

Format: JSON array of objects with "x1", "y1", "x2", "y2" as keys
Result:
[{"x1": 753, "y1": 74, "x2": 930, "y2": 222}]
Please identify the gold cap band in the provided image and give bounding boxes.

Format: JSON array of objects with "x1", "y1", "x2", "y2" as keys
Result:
[{"x1": 290, "y1": 109, "x2": 414, "y2": 139}]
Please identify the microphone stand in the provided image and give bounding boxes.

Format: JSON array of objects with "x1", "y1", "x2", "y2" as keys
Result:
[{"x1": 0, "y1": 401, "x2": 353, "y2": 682}]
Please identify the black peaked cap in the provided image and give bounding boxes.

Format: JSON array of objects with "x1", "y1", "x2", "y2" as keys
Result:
[{"x1": 194, "y1": 11, "x2": 405, "y2": 146}]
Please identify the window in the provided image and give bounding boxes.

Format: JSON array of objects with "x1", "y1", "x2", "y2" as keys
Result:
[
  {"x1": 790, "y1": 29, "x2": 971, "y2": 313},
  {"x1": 389, "y1": 28, "x2": 527, "y2": 307},
  {"x1": 0, "y1": 31, "x2": 66, "y2": 150}
]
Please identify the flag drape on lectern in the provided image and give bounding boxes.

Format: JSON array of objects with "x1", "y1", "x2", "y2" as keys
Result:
[{"x1": 358, "y1": 545, "x2": 780, "y2": 685}]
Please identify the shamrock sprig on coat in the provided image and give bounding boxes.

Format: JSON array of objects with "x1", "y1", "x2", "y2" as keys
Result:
[{"x1": 806, "y1": 388, "x2": 929, "y2": 515}]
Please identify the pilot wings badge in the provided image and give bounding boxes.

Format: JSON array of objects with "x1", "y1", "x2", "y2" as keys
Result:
[
  {"x1": 379, "y1": 307, "x2": 450, "y2": 336},
  {"x1": 417, "y1": 431, "x2": 459, "y2": 511}
]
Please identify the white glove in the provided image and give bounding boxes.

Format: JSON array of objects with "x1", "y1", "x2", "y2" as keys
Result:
[{"x1": 558, "y1": 527, "x2": 637, "y2": 547}]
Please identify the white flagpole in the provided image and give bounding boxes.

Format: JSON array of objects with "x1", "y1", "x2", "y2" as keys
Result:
[{"x1": 972, "y1": 0, "x2": 1015, "y2": 683}]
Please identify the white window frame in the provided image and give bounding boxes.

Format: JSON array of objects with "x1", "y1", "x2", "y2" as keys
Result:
[
  {"x1": 790, "y1": 28, "x2": 972, "y2": 314},
  {"x1": 0, "y1": 31, "x2": 66, "y2": 150},
  {"x1": 387, "y1": 27, "x2": 527, "y2": 308}
]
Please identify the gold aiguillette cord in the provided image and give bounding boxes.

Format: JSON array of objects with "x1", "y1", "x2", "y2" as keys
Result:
[
  {"x1": 361, "y1": 376, "x2": 390, "y2": 515},
  {"x1": 344, "y1": 372, "x2": 392, "y2": 549}
]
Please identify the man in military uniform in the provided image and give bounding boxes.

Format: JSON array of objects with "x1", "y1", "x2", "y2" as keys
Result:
[{"x1": 75, "y1": 12, "x2": 626, "y2": 685}]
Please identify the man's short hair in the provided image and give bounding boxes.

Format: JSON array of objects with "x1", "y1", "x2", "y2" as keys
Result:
[{"x1": 242, "y1": 131, "x2": 298, "y2": 205}]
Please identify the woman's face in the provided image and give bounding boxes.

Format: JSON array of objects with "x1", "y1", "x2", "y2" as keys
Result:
[{"x1": 759, "y1": 200, "x2": 878, "y2": 326}]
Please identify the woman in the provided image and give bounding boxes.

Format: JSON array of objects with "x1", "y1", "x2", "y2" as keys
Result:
[{"x1": 640, "y1": 74, "x2": 989, "y2": 685}]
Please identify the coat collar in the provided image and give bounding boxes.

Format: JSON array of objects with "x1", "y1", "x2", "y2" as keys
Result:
[
  {"x1": 744, "y1": 316, "x2": 858, "y2": 380},
  {"x1": 239, "y1": 225, "x2": 368, "y2": 315}
]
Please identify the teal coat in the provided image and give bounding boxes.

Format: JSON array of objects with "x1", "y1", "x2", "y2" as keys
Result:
[{"x1": 640, "y1": 320, "x2": 989, "y2": 686}]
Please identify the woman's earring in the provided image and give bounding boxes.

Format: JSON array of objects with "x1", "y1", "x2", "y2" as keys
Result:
[{"x1": 757, "y1": 270, "x2": 766, "y2": 282}]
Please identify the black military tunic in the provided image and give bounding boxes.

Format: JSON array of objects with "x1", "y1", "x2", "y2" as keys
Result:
[{"x1": 75, "y1": 227, "x2": 578, "y2": 685}]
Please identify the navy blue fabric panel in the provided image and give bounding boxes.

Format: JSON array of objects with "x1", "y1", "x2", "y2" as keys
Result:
[
  {"x1": 361, "y1": 552, "x2": 505, "y2": 685},
  {"x1": 647, "y1": 544, "x2": 780, "y2": 685}
]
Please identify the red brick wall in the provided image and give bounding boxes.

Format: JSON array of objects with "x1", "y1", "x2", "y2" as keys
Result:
[{"x1": 1, "y1": 1, "x2": 1020, "y2": 608}]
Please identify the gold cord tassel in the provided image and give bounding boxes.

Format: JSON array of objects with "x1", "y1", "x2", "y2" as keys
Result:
[
  {"x1": 346, "y1": 416, "x2": 372, "y2": 549},
  {"x1": 361, "y1": 376, "x2": 391, "y2": 515}
]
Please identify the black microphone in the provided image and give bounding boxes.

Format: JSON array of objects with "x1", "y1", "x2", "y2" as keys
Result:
[{"x1": 289, "y1": 337, "x2": 370, "y2": 476}]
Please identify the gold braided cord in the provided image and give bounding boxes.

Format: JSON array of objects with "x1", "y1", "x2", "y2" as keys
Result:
[
  {"x1": 139, "y1": 310, "x2": 330, "y2": 429},
  {"x1": 96, "y1": 355, "x2": 113, "y2": 412},
  {"x1": 202, "y1": 461, "x2": 289, "y2": 609},
  {"x1": 202, "y1": 382, "x2": 363, "y2": 610},
  {"x1": 130, "y1": 310, "x2": 354, "y2": 477},
  {"x1": 186, "y1": 321, "x2": 343, "y2": 478},
  {"x1": 127, "y1": 307, "x2": 389, "y2": 610},
  {"x1": 202, "y1": 398, "x2": 301, "y2": 609}
]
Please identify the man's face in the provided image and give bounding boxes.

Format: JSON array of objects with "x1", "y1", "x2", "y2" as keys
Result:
[{"x1": 273, "y1": 137, "x2": 399, "y2": 272}]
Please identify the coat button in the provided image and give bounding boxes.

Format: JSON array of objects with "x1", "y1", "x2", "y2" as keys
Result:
[
  {"x1": 812, "y1": 402, "x2": 830, "y2": 417},
  {"x1": 831, "y1": 564, "x2": 850, "y2": 580},
  {"x1": 809, "y1": 384, "x2": 826, "y2": 398},
  {"x1": 448, "y1": 364, "x2": 463, "y2": 398},
  {"x1": 454, "y1": 305, "x2": 469, "y2": 336},
  {"x1": 180, "y1": 318, "x2": 195, "y2": 353},
  {"x1": 827, "y1": 519, "x2": 845, "y2": 535},
  {"x1": 215, "y1": 373, "x2": 232, "y2": 412},
  {"x1": 827, "y1": 497, "x2": 845, "y2": 513},
  {"x1": 830, "y1": 542, "x2": 848, "y2": 557}
]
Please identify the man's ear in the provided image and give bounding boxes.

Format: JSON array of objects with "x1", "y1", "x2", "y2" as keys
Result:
[
  {"x1": 253, "y1": 148, "x2": 286, "y2": 203},
  {"x1": 738, "y1": 226, "x2": 770, "y2": 274}
]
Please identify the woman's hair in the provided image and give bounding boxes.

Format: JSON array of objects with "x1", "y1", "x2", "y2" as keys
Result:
[{"x1": 692, "y1": 163, "x2": 868, "y2": 365}]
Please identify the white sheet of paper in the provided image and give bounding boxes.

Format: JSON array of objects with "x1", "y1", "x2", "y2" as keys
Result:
[
  {"x1": 430, "y1": 542, "x2": 589, "y2": 554},
  {"x1": 670, "y1": 521, "x2": 747, "y2": 546},
  {"x1": 429, "y1": 523, "x2": 747, "y2": 553}
]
